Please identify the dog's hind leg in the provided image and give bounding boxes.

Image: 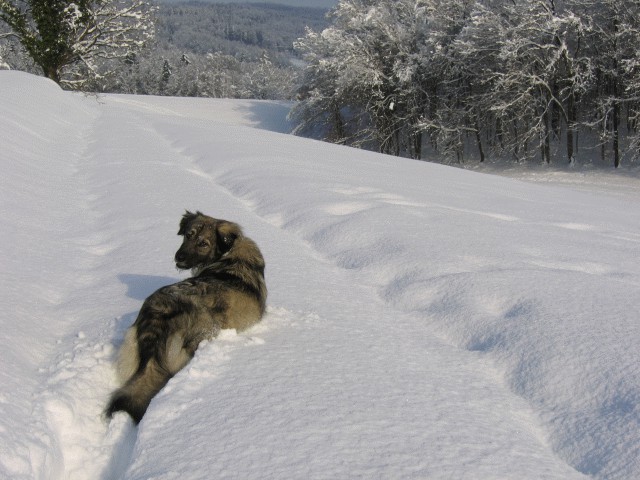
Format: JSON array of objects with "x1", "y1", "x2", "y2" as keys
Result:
[
  {"x1": 115, "y1": 326, "x2": 139, "y2": 384},
  {"x1": 164, "y1": 332, "x2": 196, "y2": 375}
]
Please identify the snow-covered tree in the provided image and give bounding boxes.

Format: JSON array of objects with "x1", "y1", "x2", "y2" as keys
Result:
[
  {"x1": 408, "y1": 0, "x2": 474, "y2": 160},
  {"x1": 243, "y1": 52, "x2": 298, "y2": 100},
  {"x1": 291, "y1": 26, "x2": 352, "y2": 144},
  {"x1": 577, "y1": 0, "x2": 640, "y2": 167},
  {"x1": 294, "y1": 0, "x2": 479, "y2": 159},
  {"x1": 445, "y1": 2, "x2": 507, "y2": 162},
  {"x1": 622, "y1": 9, "x2": 640, "y2": 159},
  {"x1": 0, "y1": 0, "x2": 156, "y2": 88},
  {"x1": 294, "y1": 0, "x2": 471, "y2": 158},
  {"x1": 459, "y1": 0, "x2": 592, "y2": 164}
]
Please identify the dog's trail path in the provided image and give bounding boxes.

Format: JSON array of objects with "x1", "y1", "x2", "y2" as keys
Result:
[
  {"x1": 28, "y1": 97, "x2": 298, "y2": 479},
  {"x1": 35, "y1": 101, "x2": 233, "y2": 478},
  {"x1": 15, "y1": 102, "x2": 138, "y2": 479},
  {"x1": 0, "y1": 86, "x2": 128, "y2": 479},
  {"x1": 12, "y1": 98, "x2": 234, "y2": 479}
]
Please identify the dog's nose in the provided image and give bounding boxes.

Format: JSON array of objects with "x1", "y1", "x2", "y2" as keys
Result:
[{"x1": 175, "y1": 251, "x2": 186, "y2": 262}]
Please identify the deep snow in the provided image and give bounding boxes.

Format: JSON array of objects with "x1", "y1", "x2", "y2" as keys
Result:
[{"x1": 1, "y1": 71, "x2": 639, "y2": 479}]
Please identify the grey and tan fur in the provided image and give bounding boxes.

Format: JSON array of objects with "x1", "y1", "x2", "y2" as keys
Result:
[{"x1": 105, "y1": 211, "x2": 267, "y2": 424}]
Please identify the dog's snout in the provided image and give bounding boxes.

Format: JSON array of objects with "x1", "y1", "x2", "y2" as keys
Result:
[{"x1": 175, "y1": 247, "x2": 191, "y2": 270}]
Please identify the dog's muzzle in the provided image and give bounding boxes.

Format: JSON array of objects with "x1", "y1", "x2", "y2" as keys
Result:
[{"x1": 175, "y1": 251, "x2": 188, "y2": 269}]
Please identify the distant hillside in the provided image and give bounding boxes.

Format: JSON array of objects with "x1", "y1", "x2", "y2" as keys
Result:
[
  {"x1": 156, "y1": 1, "x2": 330, "y2": 60},
  {"x1": 0, "y1": 1, "x2": 328, "y2": 97}
]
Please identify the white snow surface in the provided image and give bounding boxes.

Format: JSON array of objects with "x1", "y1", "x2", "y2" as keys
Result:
[{"x1": 1, "y1": 71, "x2": 639, "y2": 479}]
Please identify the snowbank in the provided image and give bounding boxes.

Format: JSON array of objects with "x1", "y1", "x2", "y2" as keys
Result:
[{"x1": 1, "y1": 71, "x2": 639, "y2": 479}]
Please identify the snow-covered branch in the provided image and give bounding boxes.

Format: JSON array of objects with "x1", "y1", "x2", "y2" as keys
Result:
[{"x1": 0, "y1": 0, "x2": 156, "y2": 87}]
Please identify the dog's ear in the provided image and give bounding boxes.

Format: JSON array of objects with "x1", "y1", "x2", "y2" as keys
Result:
[
  {"x1": 216, "y1": 221, "x2": 242, "y2": 254},
  {"x1": 178, "y1": 210, "x2": 199, "y2": 235}
]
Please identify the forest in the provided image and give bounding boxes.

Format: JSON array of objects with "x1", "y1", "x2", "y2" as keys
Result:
[
  {"x1": 293, "y1": 0, "x2": 640, "y2": 167},
  {"x1": 156, "y1": 2, "x2": 328, "y2": 57},
  {"x1": 133, "y1": 1, "x2": 328, "y2": 99}
]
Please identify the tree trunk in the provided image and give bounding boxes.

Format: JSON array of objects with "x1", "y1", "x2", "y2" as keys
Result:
[
  {"x1": 542, "y1": 108, "x2": 551, "y2": 163},
  {"x1": 613, "y1": 98, "x2": 620, "y2": 168},
  {"x1": 567, "y1": 92, "x2": 576, "y2": 164},
  {"x1": 411, "y1": 131, "x2": 422, "y2": 160},
  {"x1": 475, "y1": 118, "x2": 485, "y2": 163},
  {"x1": 44, "y1": 65, "x2": 61, "y2": 84},
  {"x1": 332, "y1": 105, "x2": 345, "y2": 144}
]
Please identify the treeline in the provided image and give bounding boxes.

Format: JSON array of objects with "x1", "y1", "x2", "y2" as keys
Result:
[
  {"x1": 0, "y1": 1, "x2": 328, "y2": 100},
  {"x1": 106, "y1": 49, "x2": 300, "y2": 99},
  {"x1": 157, "y1": 2, "x2": 328, "y2": 57},
  {"x1": 123, "y1": 1, "x2": 329, "y2": 99},
  {"x1": 292, "y1": 0, "x2": 640, "y2": 167}
]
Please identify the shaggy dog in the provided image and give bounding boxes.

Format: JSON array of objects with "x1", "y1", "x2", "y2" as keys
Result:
[{"x1": 106, "y1": 211, "x2": 267, "y2": 424}]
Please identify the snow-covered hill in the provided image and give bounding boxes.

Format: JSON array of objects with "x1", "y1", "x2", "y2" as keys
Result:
[{"x1": 1, "y1": 71, "x2": 639, "y2": 479}]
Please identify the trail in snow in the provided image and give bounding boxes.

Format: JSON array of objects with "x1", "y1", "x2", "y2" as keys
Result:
[
  {"x1": 0, "y1": 85, "x2": 326, "y2": 479},
  {"x1": 2, "y1": 72, "x2": 640, "y2": 479}
]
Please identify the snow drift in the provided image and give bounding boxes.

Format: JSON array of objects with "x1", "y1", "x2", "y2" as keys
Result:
[{"x1": 1, "y1": 71, "x2": 639, "y2": 479}]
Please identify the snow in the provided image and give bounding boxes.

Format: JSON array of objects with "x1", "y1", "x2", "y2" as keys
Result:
[{"x1": 1, "y1": 70, "x2": 639, "y2": 479}]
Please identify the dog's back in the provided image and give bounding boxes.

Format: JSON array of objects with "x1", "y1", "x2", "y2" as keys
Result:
[{"x1": 106, "y1": 213, "x2": 266, "y2": 423}]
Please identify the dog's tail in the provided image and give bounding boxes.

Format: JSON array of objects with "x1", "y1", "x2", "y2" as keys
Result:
[
  {"x1": 105, "y1": 359, "x2": 171, "y2": 424},
  {"x1": 106, "y1": 332, "x2": 193, "y2": 424}
]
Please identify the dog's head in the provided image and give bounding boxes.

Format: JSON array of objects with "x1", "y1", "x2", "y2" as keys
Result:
[{"x1": 174, "y1": 211, "x2": 242, "y2": 271}]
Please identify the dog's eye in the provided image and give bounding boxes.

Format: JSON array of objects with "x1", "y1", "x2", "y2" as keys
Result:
[
  {"x1": 186, "y1": 230, "x2": 196, "y2": 239},
  {"x1": 197, "y1": 240, "x2": 209, "y2": 248}
]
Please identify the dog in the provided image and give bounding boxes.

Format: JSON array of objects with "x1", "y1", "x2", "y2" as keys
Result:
[{"x1": 105, "y1": 211, "x2": 267, "y2": 424}]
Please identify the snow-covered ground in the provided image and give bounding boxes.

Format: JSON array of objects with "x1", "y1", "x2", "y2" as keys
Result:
[{"x1": 1, "y1": 71, "x2": 639, "y2": 480}]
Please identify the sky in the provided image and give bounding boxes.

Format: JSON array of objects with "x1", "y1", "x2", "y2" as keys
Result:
[{"x1": 160, "y1": 0, "x2": 337, "y2": 8}]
